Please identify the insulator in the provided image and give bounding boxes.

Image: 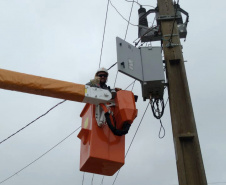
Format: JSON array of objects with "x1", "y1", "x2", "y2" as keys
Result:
[{"x1": 138, "y1": 6, "x2": 148, "y2": 38}]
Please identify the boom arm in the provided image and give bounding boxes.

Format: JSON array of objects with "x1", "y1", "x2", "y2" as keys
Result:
[{"x1": 0, "y1": 68, "x2": 112, "y2": 104}]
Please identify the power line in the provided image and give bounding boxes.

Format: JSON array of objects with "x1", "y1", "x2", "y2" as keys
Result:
[
  {"x1": 109, "y1": 0, "x2": 138, "y2": 27},
  {"x1": 124, "y1": 80, "x2": 136, "y2": 90},
  {"x1": 112, "y1": 102, "x2": 150, "y2": 185},
  {"x1": 125, "y1": 0, "x2": 155, "y2": 8},
  {"x1": 125, "y1": 102, "x2": 149, "y2": 158},
  {"x1": 91, "y1": 173, "x2": 94, "y2": 185},
  {"x1": 100, "y1": 176, "x2": 105, "y2": 185},
  {"x1": 0, "y1": 99, "x2": 66, "y2": 145},
  {"x1": 124, "y1": 0, "x2": 135, "y2": 40},
  {"x1": 113, "y1": 71, "x2": 119, "y2": 88},
  {"x1": 82, "y1": 172, "x2": 85, "y2": 185},
  {"x1": 111, "y1": 0, "x2": 140, "y2": 88},
  {"x1": 0, "y1": 126, "x2": 81, "y2": 184},
  {"x1": 99, "y1": 0, "x2": 110, "y2": 68},
  {"x1": 131, "y1": 80, "x2": 136, "y2": 91},
  {"x1": 158, "y1": 119, "x2": 165, "y2": 138},
  {"x1": 107, "y1": 62, "x2": 117, "y2": 71}
]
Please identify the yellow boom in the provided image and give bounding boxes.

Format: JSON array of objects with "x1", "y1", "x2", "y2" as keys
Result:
[{"x1": 0, "y1": 68, "x2": 86, "y2": 102}]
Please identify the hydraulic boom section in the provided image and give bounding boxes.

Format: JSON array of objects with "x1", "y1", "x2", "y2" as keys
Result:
[{"x1": 0, "y1": 68, "x2": 138, "y2": 176}]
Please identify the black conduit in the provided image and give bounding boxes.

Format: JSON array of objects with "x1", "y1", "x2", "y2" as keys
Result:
[{"x1": 105, "y1": 112, "x2": 131, "y2": 136}]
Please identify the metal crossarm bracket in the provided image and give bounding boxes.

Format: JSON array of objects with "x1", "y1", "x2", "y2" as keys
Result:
[
  {"x1": 166, "y1": 43, "x2": 181, "y2": 48},
  {"x1": 163, "y1": 34, "x2": 178, "y2": 37},
  {"x1": 157, "y1": 15, "x2": 181, "y2": 21}
]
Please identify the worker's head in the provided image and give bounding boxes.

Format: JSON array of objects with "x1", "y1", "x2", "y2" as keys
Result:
[{"x1": 95, "y1": 67, "x2": 108, "y2": 84}]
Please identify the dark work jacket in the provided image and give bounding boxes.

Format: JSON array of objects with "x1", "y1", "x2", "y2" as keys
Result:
[{"x1": 86, "y1": 82, "x2": 111, "y2": 91}]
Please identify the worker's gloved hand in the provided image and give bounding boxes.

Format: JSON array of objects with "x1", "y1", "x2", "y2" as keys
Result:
[
  {"x1": 90, "y1": 76, "x2": 100, "y2": 85},
  {"x1": 115, "y1": 87, "x2": 122, "y2": 92}
]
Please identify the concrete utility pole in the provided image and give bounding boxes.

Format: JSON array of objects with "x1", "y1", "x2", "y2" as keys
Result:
[{"x1": 157, "y1": 0, "x2": 207, "y2": 184}]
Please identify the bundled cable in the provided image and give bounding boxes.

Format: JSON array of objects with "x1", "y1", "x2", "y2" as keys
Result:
[
  {"x1": 150, "y1": 98, "x2": 166, "y2": 138},
  {"x1": 150, "y1": 98, "x2": 165, "y2": 119}
]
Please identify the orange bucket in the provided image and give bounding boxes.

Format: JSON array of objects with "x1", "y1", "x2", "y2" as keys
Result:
[{"x1": 77, "y1": 104, "x2": 125, "y2": 176}]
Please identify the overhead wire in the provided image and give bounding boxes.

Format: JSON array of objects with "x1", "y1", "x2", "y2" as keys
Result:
[
  {"x1": 113, "y1": 71, "x2": 119, "y2": 88},
  {"x1": 0, "y1": 99, "x2": 66, "y2": 145},
  {"x1": 158, "y1": 119, "x2": 165, "y2": 138},
  {"x1": 109, "y1": 0, "x2": 138, "y2": 27},
  {"x1": 0, "y1": 126, "x2": 81, "y2": 184},
  {"x1": 111, "y1": 0, "x2": 137, "y2": 87},
  {"x1": 150, "y1": 94, "x2": 168, "y2": 139},
  {"x1": 157, "y1": 91, "x2": 169, "y2": 139},
  {"x1": 112, "y1": 102, "x2": 150, "y2": 185},
  {"x1": 124, "y1": 80, "x2": 136, "y2": 90},
  {"x1": 100, "y1": 176, "x2": 105, "y2": 185},
  {"x1": 131, "y1": 80, "x2": 136, "y2": 91},
  {"x1": 125, "y1": 0, "x2": 155, "y2": 8},
  {"x1": 94, "y1": 0, "x2": 112, "y2": 183},
  {"x1": 109, "y1": 0, "x2": 156, "y2": 84},
  {"x1": 99, "y1": 0, "x2": 110, "y2": 68},
  {"x1": 124, "y1": 0, "x2": 135, "y2": 40},
  {"x1": 82, "y1": 172, "x2": 85, "y2": 185},
  {"x1": 107, "y1": 62, "x2": 117, "y2": 71},
  {"x1": 91, "y1": 173, "x2": 94, "y2": 185},
  {"x1": 108, "y1": 0, "x2": 156, "y2": 70}
]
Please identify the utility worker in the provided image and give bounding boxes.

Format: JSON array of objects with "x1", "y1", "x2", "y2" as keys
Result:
[
  {"x1": 86, "y1": 67, "x2": 121, "y2": 92},
  {"x1": 86, "y1": 67, "x2": 110, "y2": 90}
]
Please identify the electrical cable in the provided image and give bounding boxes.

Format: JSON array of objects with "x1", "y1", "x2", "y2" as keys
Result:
[
  {"x1": 0, "y1": 126, "x2": 81, "y2": 184},
  {"x1": 124, "y1": 80, "x2": 136, "y2": 90},
  {"x1": 150, "y1": 98, "x2": 165, "y2": 119},
  {"x1": 99, "y1": 0, "x2": 110, "y2": 68},
  {"x1": 111, "y1": 0, "x2": 137, "y2": 86},
  {"x1": 112, "y1": 102, "x2": 150, "y2": 185},
  {"x1": 100, "y1": 80, "x2": 137, "y2": 185},
  {"x1": 124, "y1": 0, "x2": 135, "y2": 40},
  {"x1": 164, "y1": 97, "x2": 169, "y2": 107},
  {"x1": 107, "y1": 62, "x2": 117, "y2": 70},
  {"x1": 100, "y1": 176, "x2": 105, "y2": 185},
  {"x1": 125, "y1": 0, "x2": 155, "y2": 8},
  {"x1": 113, "y1": 71, "x2": 118, "y2": 88},
  {"x1": 131, "y1": 80, "x2": 136, "y2": 91},
  {"x1": 125, "y1": 102, "x2": 149, "y2": 158},
  {"x1": 159, "y1": 119, "x2": 165, "y2": 138},
  {"x1": 109, "y1": 0, "x2": 138, "y2": 27},
  {"x1": 91, "y1": 173, "x2": 94, "y2": 185},
  {"x1": 82, "y1": 173, "x2": 85, "y2": 185},
  {"x1": 0, "y1": 99, "x2": 66, "y2": 145},
  {"x1": 150, "y1": 98, "x2": 166, "y2": 139}
]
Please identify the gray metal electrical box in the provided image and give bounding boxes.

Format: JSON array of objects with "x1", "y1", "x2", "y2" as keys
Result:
[{"x1": 116, "y1": 37, "x2": 165, "y2": 100}]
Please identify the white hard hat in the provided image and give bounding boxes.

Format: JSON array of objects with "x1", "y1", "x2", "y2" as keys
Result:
[{"x1": 95, "y1": 67, "x2": 108, "y2": 76}]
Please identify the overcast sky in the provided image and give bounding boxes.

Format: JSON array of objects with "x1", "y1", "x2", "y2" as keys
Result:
[{"x1": 0, "y1": 0, "x2": 226, "y2": 185}]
